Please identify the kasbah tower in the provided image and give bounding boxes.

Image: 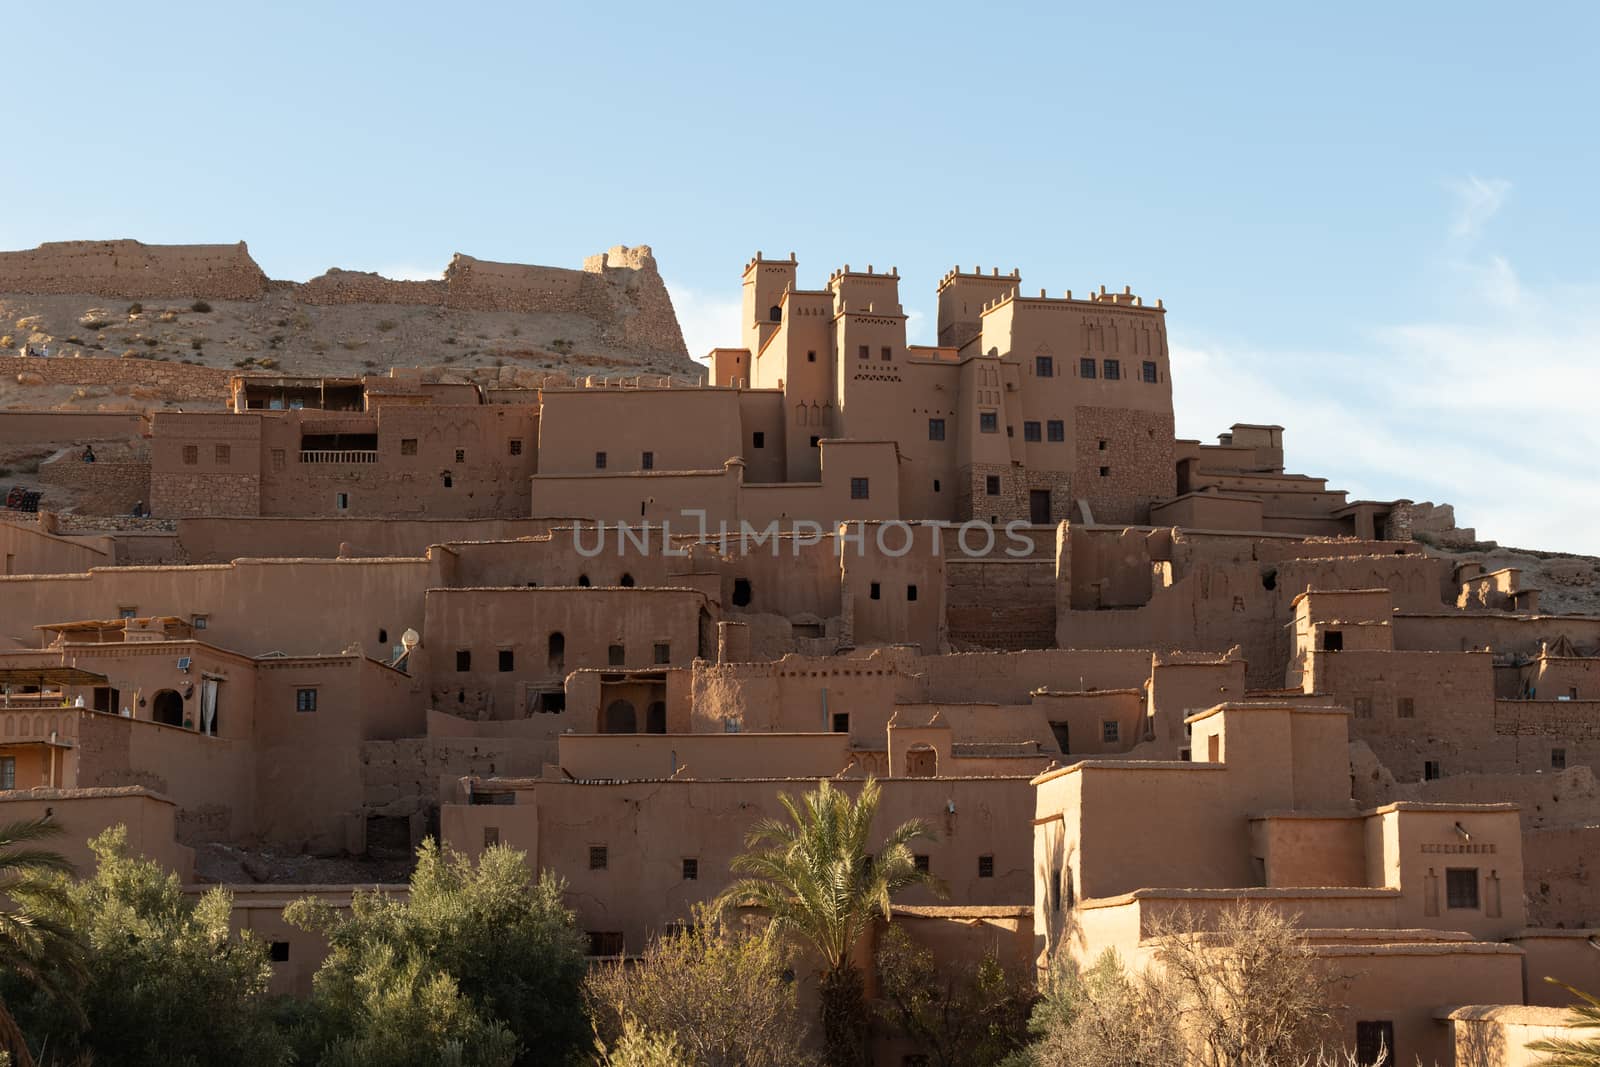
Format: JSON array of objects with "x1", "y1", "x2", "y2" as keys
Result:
[{"x1": 0, "y1": 234, "x2": 1596, "y2": 1064}]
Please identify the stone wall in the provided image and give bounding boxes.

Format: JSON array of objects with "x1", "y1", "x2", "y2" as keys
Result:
[
  {"x1": 1075, "y1": 405, "x2": 1176, "y2": 524},
  {"x1": 151, "y1": 471, "x2": 261, "y2": 518},
  {"x1": 0, "y1": 240, "x2": 268, "y2": 300},
  {"x1": 37, "y1": 451, "x2": 151, "y2": 515},
  {"x1": 946, "y1": 560, "x2": 1057, "y2": 650},
  {"x1": 1, "y1": 355, "x2": 231, "y2": 400}
]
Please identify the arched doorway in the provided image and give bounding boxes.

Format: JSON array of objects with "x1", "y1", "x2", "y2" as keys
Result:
[
  {"x1": 152, "y1": 689, "x2": 185, "y2": 728},
  {"x1": 645, "y1": 701, "x2": 666, "y2": 734},
  {"x1": 602, "y1": 700, "x2": 637, "y2": 734},
  {"x1": 905, "y1": 744, "x2": 938, "y2": 778}
]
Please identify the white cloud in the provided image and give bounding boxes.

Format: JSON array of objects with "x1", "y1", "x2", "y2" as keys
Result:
[
  {"x1": 665, "y1": 279, "x2": 742, "y2": 363},
  {"x1": 1171, "y1": 263, "x2": 1600, "y2": 554},
  {"x1": 1447, "y1": 175, "x2": 1512, "y2": 240}
]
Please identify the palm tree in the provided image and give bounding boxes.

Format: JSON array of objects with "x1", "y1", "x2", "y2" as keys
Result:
[
  {"x1": 1528, "y1": 979, "x2": 1600, "y2": 1066},
  {"x1": 716, "y1": 777, "x2": 941, "y2": 1067},
  {"x1": 0, "y1": 816, "x2": 84, "y2": 1067}
]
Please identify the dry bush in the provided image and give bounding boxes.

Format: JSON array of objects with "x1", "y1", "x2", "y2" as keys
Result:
[
  {"x1": 376, "y1": 320, "x2": 397, "y2": 332},
  {"x1": 585, "y1": 903, "x2": 815, "y2": 1067},
  {"x1": 190, "y1": 300, "x2": 211, "y2": 313}
]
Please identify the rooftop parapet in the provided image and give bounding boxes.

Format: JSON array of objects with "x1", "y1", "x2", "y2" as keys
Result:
[
  {"x1": 826, "y1": 263, "x2": 901, "y2": 285},
  {"x1": 742, "y1": 250, "x2": 798, "y2": 275},
  {"x1": 936, "y1": 265, "x2": 1022, "y2": 291},
  {"x1": 979, "y1": 283, "x2": 1166, "y2": 316}
]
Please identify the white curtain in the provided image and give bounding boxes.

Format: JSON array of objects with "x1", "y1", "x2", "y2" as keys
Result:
[{"x1": 200, "y1": 678, "x2": 218, "y2": 736}]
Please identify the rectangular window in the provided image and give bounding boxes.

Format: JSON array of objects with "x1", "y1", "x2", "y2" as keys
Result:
[
  {"x1": 1103, "y1": 359, "x2": 1121, "y2": 380},
  {"x1": 832, "y1": 712, "x2": 849, "y2": 733},
  {"x1": 182, "y1": 445, "x2": 198, "y2": 465},
  {"x1": 1353, "y1": 697, "x2": 1373, "y2": 719},
  {"x1": 483, "y1": 827, "x2": 500, "y2": 848},
  {"x1": 587, "y1": 931, "x2": 624, "y2": 957},
  {"x1": 1553, "y1": 748, "x2": 1567, "y2": 770},
  {"x1": 1035, "y1": 355, "x2": 1054, "y2": 377},
  {"x1": 810, "y1": 435, "x2": 820, "y2": 448},
  {"x1": 1446, "y1": 867, "x2": 1479, "y2": 909},
  {"x1": 928, "y1": 418, "x2": 946, "y2": 441},
  {"x1": 978, "y1": 855, "x2": 994, "y2": 878},
  {"x1": 1098, "y1": 439, "x2": 1108, "y2": 451},
  {"x1": 1023, "y1": 421, "x2": 1041, "y2": 442},
  {"x1": 1079, "y1": 357, "x2": 1096, "y2": 379},
  {"x1": 851, "y1": 477, "x2": 870, "y2": 500},
  {"x1": 753, "y1": 431, "x2": 765, "y2": 449},
  {"x1": 1142, "y1": 361, "x2": 1159, "y2": 383},
  {"x1": 269, "y1": 941, "x2": 290, "y2": 963},
  {"x1": 1424, "y1": 759, "x2": 1441, "y2": 781},
  {"x1": 214, "y1": 444, "x2": 230, "y2": 464},
  {"x1": 1047, "y1": 420, "x2": 1064, "y2": 442},
  {"x1": 498, "y1": 649, "x2": 514, "y2": 672},
  {"x1": 509, "y1": 439, "x2": 523, "y2": 456},
  {"x1": 914, "y1": 854, "x2": 930, "y2": 874},
  {"x1": 295, "y1": 688, "x2": 317, "y2": 713},
  {"x1": 335, "y1": 492, "x2": 349, "y2": 510},
  {"x1": 589, "y1": 845, "x2": 608, "y2": 870},
  {"x1": 454, "y1": 449, "x2": 466, "y2": 463},
  {"x1": 1102, "y1": 720, "x2": 1120, "y2": 743},
  {"x1": 608, "y1": 644, "x2": 625, "y2": 667},
  {"x1": 682, "y1": 858, "x2": 698, "y2": 881},
  {"x1": 1396, "y1": 697, "x2": 1415, "y2": 719},
  {"x1": 118, "y1": 606, "x2": 138, "y2": 619},
  {"x1": 1323, "y1": 630, "x2": 1344, "y2": 652},
  {"x1": 906, "y1": 585, "x2": 917, "y2": 602},
  {"x1": 642, "y1": 451, "x2": 654, "y2": 470},
  {"x1": 191, "y1": 614, "x2": 208, "y2": 630},
  {"x1": 271, "y1": 448, "x2": 285, "y2": 471},
  {"x1": 986, "y1": 475, "x2": 1000, "y2": 496},
  {"x1": 401, "y1": 438, "x2": 418, "y2": 456},
  {"x1": 1098, "y1": 466, "x2": 1110, "y2": 478},
  {"x1": 0, "y1": 756, "x2": 13, "y2": 790},
  {"x1": 455, "y1": 649, "x2": 471, "y2": 672},
  {"x1": 595, "y1": 451, "x2": 607, "y2": 470},
  {"x1": 870, "y1": 582, "x2": 881, "y2": 600},
  {"x1": 858, "y1": 344, "x2": 869, "y2": 360},
  {"x1": 654, "y1": 642, "x2": 671, "y2": 665},
  {"x1": 1356, "y1": 1021, "x2": 1394, "y2": 1067},
  {"x1": 979, "y1": 412, "x2": 998, "y2": 433},
  {"x1": 881, "y1": 346, "x2": 892, "y2": 361},
  {"x1": 807, "y1": 350, "x2": 816, "y2": 362}
]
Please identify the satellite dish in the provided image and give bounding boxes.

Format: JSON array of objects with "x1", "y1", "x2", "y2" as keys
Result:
[{"x1": 401, "y1": 629, "x2": 420, "y2": 651}]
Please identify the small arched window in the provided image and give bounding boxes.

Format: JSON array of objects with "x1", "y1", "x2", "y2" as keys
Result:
[
  {"x1": 732, "y1": 578, "x2": 752, "y2": 607},
  {"x1": 769, "y1": 305, "x2": 782, "y2": 323},
  {"x1": 619, "y1": 573, "x2": 635, "y2": 588},
  {"x1": 577, "y1": 574, "x2": 590, "y2": 588},
  {"x1": 548, "y1": 632, "x2": 565, "y2": 672},
  {"x1": 441, "y1": 470, "x2": 453, "y2": 488}
]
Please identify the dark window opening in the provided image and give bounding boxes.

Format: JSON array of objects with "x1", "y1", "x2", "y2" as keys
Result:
[
  {"x1": 619, "y1": 573, "x2": 635, "y2": 587},
  {"x1": 979, "y1": 412, "x2": 998, "y2": 433},
  {"x1": 851, "y1": 477, "x2": 870, "y2": 500},
  {"x1": 753, "y1": 431, "x2": 765, "y2": 449},
  {"x1": 578, "y1": 574, "x2": 591, "y2": 587},
  {"x1": 1446, "y1": 867, "x2": 1479, "y2": 909},
  {"x1": 1103, "y1": 359, "x2": 1121, "y2": 380},
  {"x1": 1079, "y1": 357, "x2": 1096, "y2": 379},
  {"x1": 1397, "y1": 697, "x2": 1415, "y2": 719},
  {"x1": 1262, "y1": 569, "x2": 1277, "y2": 590},
  {"x1": 870, "y1": 582, "x2": 881, "y2": 600},
  {"x1": 498, "y1": 649, "x2": 514, "y2": 672},
  {"x1": 1099, "y1": 466, "x2": 1110, "y2": 477},
  {"x1": 295, "y1": 688, "x2": 317, "y2": 713},
  {"x1": 807, "y1": 350, "x2": 816, "y2": 362},
  {"x1": 1035, "y1": 355, "x2": 1054, "y2": 377},
  {"x1": 1142, "y1": 360, "x2": 1159, "y2": 383},
  {"x1": 732, "y1": 578, "x2": 752, "y2": 607},
  {"x1": 441, "y1": 472, "x2": 453, "y2": 488},
  {"x1": 1023, "y1": 421, "x2": 1041, "y2": 442},
  {"x1": 928, "y1": 418, "x2": 946, "y2": 441},
  {"x1": 270, "y1": 941, "x2": 290, "y2": 963},
  {"x1": 1102, "y1": 720, "x2": 1120, "y2": 743},
  {"x1": 1323, "y1": 630, "x2": 1344, "y2": 652},
  {"x1": 1047, "y1": 420, "x2": 1064, "y2": 442},
  {"x1": 595, "y1": 451, "x2": 607, "y2": 470},
  {"x1": 907, "y1": 585, "x2": 918, "y2": 602},
  {"x1": 642, "y1": 451, "x2": 654, "y2": 470},
  {"x1": 986, "y1": 475, "x2": 1000, "y2": 495},
  {"x1": 654, "y1": 642, "x2": 671, "y2": 664},
  {"x1": 978, "y1": 855, "x2": 994, "y2": 878},
  {"x1": 769, "y1": 305, "x2": 782, "y2": 322},
  {"x1": 858, "y1": 344, "x2": 869, "y2": 360},
  {"x1": 590, "y1": 845, "x2": 609, "y2": 870},
  {"x1": 1050, "y1": 722, "x2": 1070, "y2": 754},
  {"x1": 1356, "y1": 1020, "x2": 1394, "y2": 1067},
  {"x1": 881, "y1": 346, "x2": 891, "y2": 361},
  {"x1": 914, "y1": 854, "x2": 930, "y2": 873},
  {"x1": 378, "y1": 628, "x2": 388, "y2": 644},
  {"x1": 682, "y1": 858, "x2": 698, "y2": 880},
  {"x1": 509, "y1": 439, "x2": 523, "y2": 456},
  {"x1": 1553, "y1": 747, "x2": 1567, "y2": 770},
  {"x1": 455, "y1": 650, "x2": 471, "y2": 672},
  {"x1": 1424, "y1": 760, "x2": 1441, "y2": 781},
  {"x1": 548, "y1": 632, "x2": 565, "y2": 671},
  {"x1": 832, "y1": 712, "x2": 849, "y2": 733},
  {"x1": 933, "y1": 479, "x2": 941, "y2": 492},
  {"x1": 810, "y1": 435, "x2": 820, "y2": 448},
  {"x1": 608, "y1": 644, "x2": 625, "y2": 667},
  {"x1": 454, "y1": 448, "x2": 465, "y2": 463},
  {"x1": 588, "y1": 931, "x2": 624, "y2": 956},
  {"x1": 646, "y1": 701, "x2": 666, "y2": 733}
]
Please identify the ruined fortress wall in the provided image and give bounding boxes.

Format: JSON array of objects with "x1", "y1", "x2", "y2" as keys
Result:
[
  {"x1": 294, "y1": 270, "x2": 447, "y2": 306},
  {"x1": 1, "y1": 356, "x2": 231, "y2": 400},
  {"x1": 0, "y1": 241, "x2": 268, "y2": 300}
]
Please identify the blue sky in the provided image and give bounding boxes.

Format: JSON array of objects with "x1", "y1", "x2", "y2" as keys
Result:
[{"x1": 5, "y1": 2, "x2": 1596, "y2": 551}]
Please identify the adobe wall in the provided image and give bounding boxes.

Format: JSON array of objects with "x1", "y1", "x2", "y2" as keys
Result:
[
  {"x1": 175, "y1": 516, "x2": 575, "y2": 563},
  {"x1": 0, "y1": 240, "x2": 268, "y2": 300},
  {"x1": 1522, "y1": 824, "x2": 1600, "y2": 928},
  {"x1": 0, "y1": 410, "x2": 149, "y2": 444},
  {"x1": 0, "y1": 518, "x2": 110, "y2": 575},
  {"x1": 0, "y1": 786, "x2": 194, "y2": 880}
]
